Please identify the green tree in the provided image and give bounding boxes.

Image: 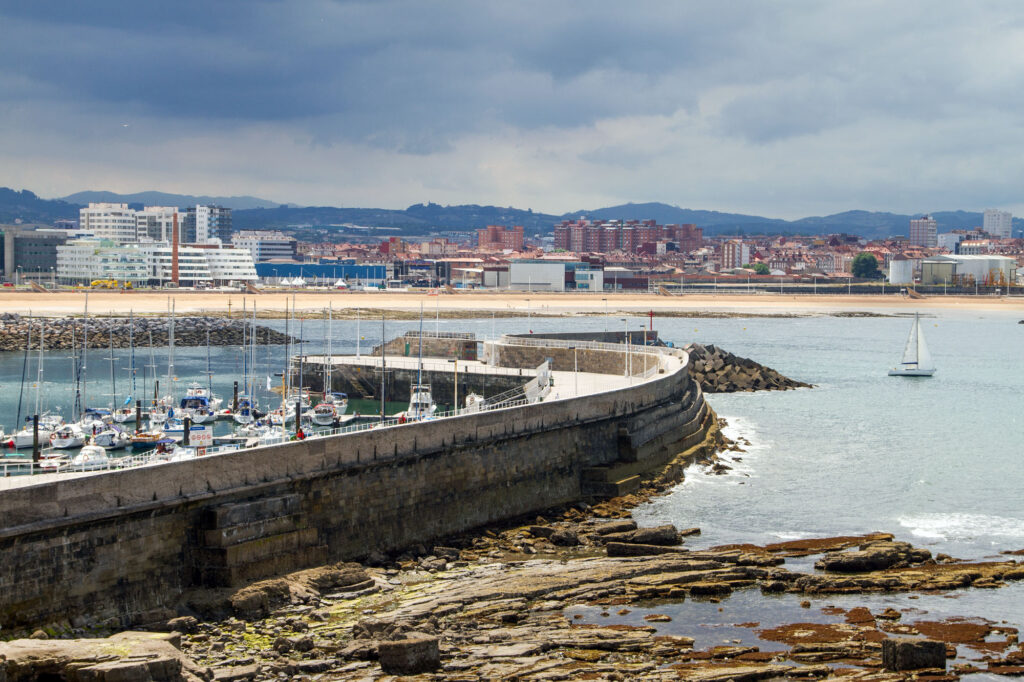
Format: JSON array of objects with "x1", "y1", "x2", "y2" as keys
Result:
[
  {"x1": 851, "y1": 252, "x2": 881, "y2": 279},
  {"x1": 752, "y1": 263, "x2": 770, "y2": 275}
]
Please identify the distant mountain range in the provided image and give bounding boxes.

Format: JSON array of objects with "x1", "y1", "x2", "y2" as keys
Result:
[
  {"x1": 59, "y1": 190, "x2": 293, "y2": 210},
  {"x1": 0, "y1": 188, "x2": 1019, "y2": 240}
]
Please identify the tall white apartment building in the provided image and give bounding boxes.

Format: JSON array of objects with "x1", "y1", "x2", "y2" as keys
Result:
[
  {"x1": 909, "y1": 215, "x2": 937, "y2": 248},
  {"x1": 982, "y1": 209, "x2": 1013, "y2": 239},
  {"x1": 135, "y1": 206, "x2": 178, "y2": 242},
  {"x1": 78, "y1": 203, "x2": 138, "y2": 243}
]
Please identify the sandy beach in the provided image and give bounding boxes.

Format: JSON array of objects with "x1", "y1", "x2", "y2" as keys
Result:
[{"x1": 0, "y1": 289, "x2": 1022, "y2": 317}]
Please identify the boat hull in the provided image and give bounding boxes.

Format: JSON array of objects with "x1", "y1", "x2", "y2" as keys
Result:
[{"x1": 888, "y1": 368, "x2": 936, "y2": 377}]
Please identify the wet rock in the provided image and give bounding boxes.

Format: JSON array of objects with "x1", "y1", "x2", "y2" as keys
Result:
[
  {"x1": 588, "y1": 520, "x2": 638, "y2": 536},
  {"x1": 606, "y1": 542, "x2": 687, "y2": 557},
  {"x1": 167, "y1": 616, "x2": 199, "y2": 634},
  {"x1": 882, "y1": 638, "x2": 946, "y2": 671},
  {"x1": 815, "y1": 540, "x2": 931, "y2": 572},
  {"x1": 378, "y1": 633, "x2": 441, "y2": 674},
  {"x1": 549, "y1": 529, "x2": 580, "y2": 546}
]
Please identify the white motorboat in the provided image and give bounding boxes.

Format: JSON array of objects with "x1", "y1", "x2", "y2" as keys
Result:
[
  {"x1": 399, "y1": 384, "x2": 437, "y2": 421},
  {"x1": 67, "y1": 444, "x2": 110, "y2": 471},
  {"x1": 93, "y1": 427, "x2": 131, "y2": 450},
  {"x1": 464, "y1": 393, "x2": 486, "y2": 413},
  {"x1": 312, "y1": 392, "x2": 349, "y2": 426},
  {"x1": 888, "y1": 313, "x2": 936, "y2": 377},
  {"x1": 51, "y1": 424, "x2": 86, "y2": 449}
]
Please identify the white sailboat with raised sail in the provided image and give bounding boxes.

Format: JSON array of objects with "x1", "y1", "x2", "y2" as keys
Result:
[{"x1": 888, "y1": 313, "x2": 936, "y2": 377}]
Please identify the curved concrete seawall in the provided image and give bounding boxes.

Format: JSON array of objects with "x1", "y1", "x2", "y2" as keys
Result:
[{"x1": 0, "y1": 344, "x2": 712, "y2": 631}]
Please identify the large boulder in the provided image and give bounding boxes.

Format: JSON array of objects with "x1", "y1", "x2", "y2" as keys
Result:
[
  {"x1": 378, "y1": 633, "x2": 441, "y2": 674},
  {"x1": 882, "y1": 639, "x2": 946, "y2": 671}
]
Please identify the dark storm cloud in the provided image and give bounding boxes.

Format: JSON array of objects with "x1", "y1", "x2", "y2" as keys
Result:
[
  {"x1": 3, "y1": 1, "x2": 1024, "y2": 214},
  {"x1": 0, "y1": 1, "x2": 762, "y2": 148}
]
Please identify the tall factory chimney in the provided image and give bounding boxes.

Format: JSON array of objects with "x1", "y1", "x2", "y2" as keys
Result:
[{"x1": 171, "y1": 212, "x2": 180, "y2": 285}]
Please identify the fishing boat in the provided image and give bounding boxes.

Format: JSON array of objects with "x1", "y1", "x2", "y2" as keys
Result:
[
  {"x1": 888, "y1": 313, "x2": 936, "y2": 377},
  {"x1": 51, "y1": 424, "x2": 87, "y2": 449}
]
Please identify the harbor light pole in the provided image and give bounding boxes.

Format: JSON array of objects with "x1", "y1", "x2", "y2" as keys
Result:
[
  {"x1": 568, "y1": 346, "x2": 578, "y2": 396},
  {"x1": 602, "y1": 297, "x2": 608, "y2": 331},
  {"x1": 448, "y1": 358, "x2": 459, "y2": 413},
  {"x1": 621, "y1": 318, "x2": 631, "y2": 384}
]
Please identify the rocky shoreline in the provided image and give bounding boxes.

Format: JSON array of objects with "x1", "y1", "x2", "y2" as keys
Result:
[
  {"x1": 0, "y1": 314, "x2": 294, "y2": 351},
  {"x1": 3, "y1": 422, "x2": 1022, "y2": 680}
]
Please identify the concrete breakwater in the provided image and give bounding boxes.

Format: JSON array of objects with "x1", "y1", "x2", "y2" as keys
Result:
[
  {"x1": 0, "y1": 339, "x2": 711, "y2": 633},
  {"x1": 0, "y1": 314, "x2": 293, "y2": 351},
  {"x1": 685, "y1": 343, "x2": 812, "y2": 392}
]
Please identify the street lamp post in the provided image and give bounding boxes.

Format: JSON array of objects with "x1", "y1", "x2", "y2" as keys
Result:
[
  {"x1": 568, "y1": 346, "x2": 578, "y2": 396},
  {"x1": 621, "y1": 318, "x2": 630, "y2": 384},
  {"x1": 602, "y1": 297, "x2": 608, "y2": 331},
  {"x1": 526, "y1": 298, "x2": 531, "y2": 331},
  {"x1": 448, "y1": 358, "x2": 459, "y2": 413}
]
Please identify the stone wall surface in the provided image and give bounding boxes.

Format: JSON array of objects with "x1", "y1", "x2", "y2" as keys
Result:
[{"x1": 0, "y1": 344, "x2": 709, "y2": 632}]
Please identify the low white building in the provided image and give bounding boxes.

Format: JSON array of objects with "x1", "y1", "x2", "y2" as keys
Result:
[
  {"x1": 508, "y1": 261, "x2": 565, "y2": 291},
  {"x1": 232, "y1": 230, "x2": 297, "y2": 262},
  {"x1": 57, "y1": 239, "x2": 257, "y2": 286},
  {"x1": 56, "y1": 239, "x2": 150, "y2": 284},
  {"x1": 920, "y1": 254, "x2": 1017, "y2": 286}
]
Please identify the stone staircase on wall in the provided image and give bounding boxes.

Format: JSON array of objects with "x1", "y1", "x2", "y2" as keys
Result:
[
  {"x1": 581, "y1": 383, "x2": 711, "y2": 499},
  {"x1": 193, "y1": 494, "x2": 327, "y2": 587}
]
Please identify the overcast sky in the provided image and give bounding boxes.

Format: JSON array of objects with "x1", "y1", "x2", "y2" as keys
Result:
[{"x1": 1, "y1": 1, "x2": 1023, "y2": 218}]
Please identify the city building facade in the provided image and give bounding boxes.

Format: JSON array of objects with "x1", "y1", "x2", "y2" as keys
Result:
[
  {"x1": 232, "y1": 230, "x2": 298, "y2": 261},
  {"x1": 79, "y1": 203, "x2": 138, "y2": 243},
  {"x1": 909, "y1": 215, "x2": 937, "y2": 247},
  {"x1": 983, "y1": 209, "x2": 1013, "y2": 239},
  {"x1": 476, "y1": 225, "x2": 524, "y2": 251}
]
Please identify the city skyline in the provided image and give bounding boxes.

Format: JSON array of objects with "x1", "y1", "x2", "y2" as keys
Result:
[{"x1": 3, "y1": 3, "x2": 1024, "y2": 218}]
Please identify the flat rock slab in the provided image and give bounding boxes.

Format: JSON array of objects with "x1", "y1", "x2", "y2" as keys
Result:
[{"x1": 0, "y1": 632, "x2": 206, "y2": 681}]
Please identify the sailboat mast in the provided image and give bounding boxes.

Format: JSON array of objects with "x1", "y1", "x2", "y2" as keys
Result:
[
  {"x1": 109, "y1": 328, "x2": 116, "y2": 409},
  {"x1": 206, "y1": 324, "x2": 213, "y2": 395},
  {"x1": 128, "y1": 310, "x2": 136, "y2": 400},
  {"x1": 166, "y1": 299, "x2": 175, "y2": 400},
  {"x1": 326, "y1": 303, "x2": 332, "y2": 397},
  {"x1": 380, "y1": 314, "x2": 386, "y2": 422},
  {"x1": 15, "y1": 317, "x2": 30, "y2": 427},
  {"x1": 417, "y1": 301, "x2": 423, "y2": 389},
  {"x1": 36, "y1": 320, "x2": 44, "y2": 418},
  {"x1": 82, "y1": 292, "x2": 89, "y2": 410}
]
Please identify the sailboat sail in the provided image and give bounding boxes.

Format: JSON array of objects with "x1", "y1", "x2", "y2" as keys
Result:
[
  {"x1": 900, "y1": 315, "x2": 919, "y2": 366},
  {"x1": 915, "y1": 317, "x2": 934, "y2": 371}
]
